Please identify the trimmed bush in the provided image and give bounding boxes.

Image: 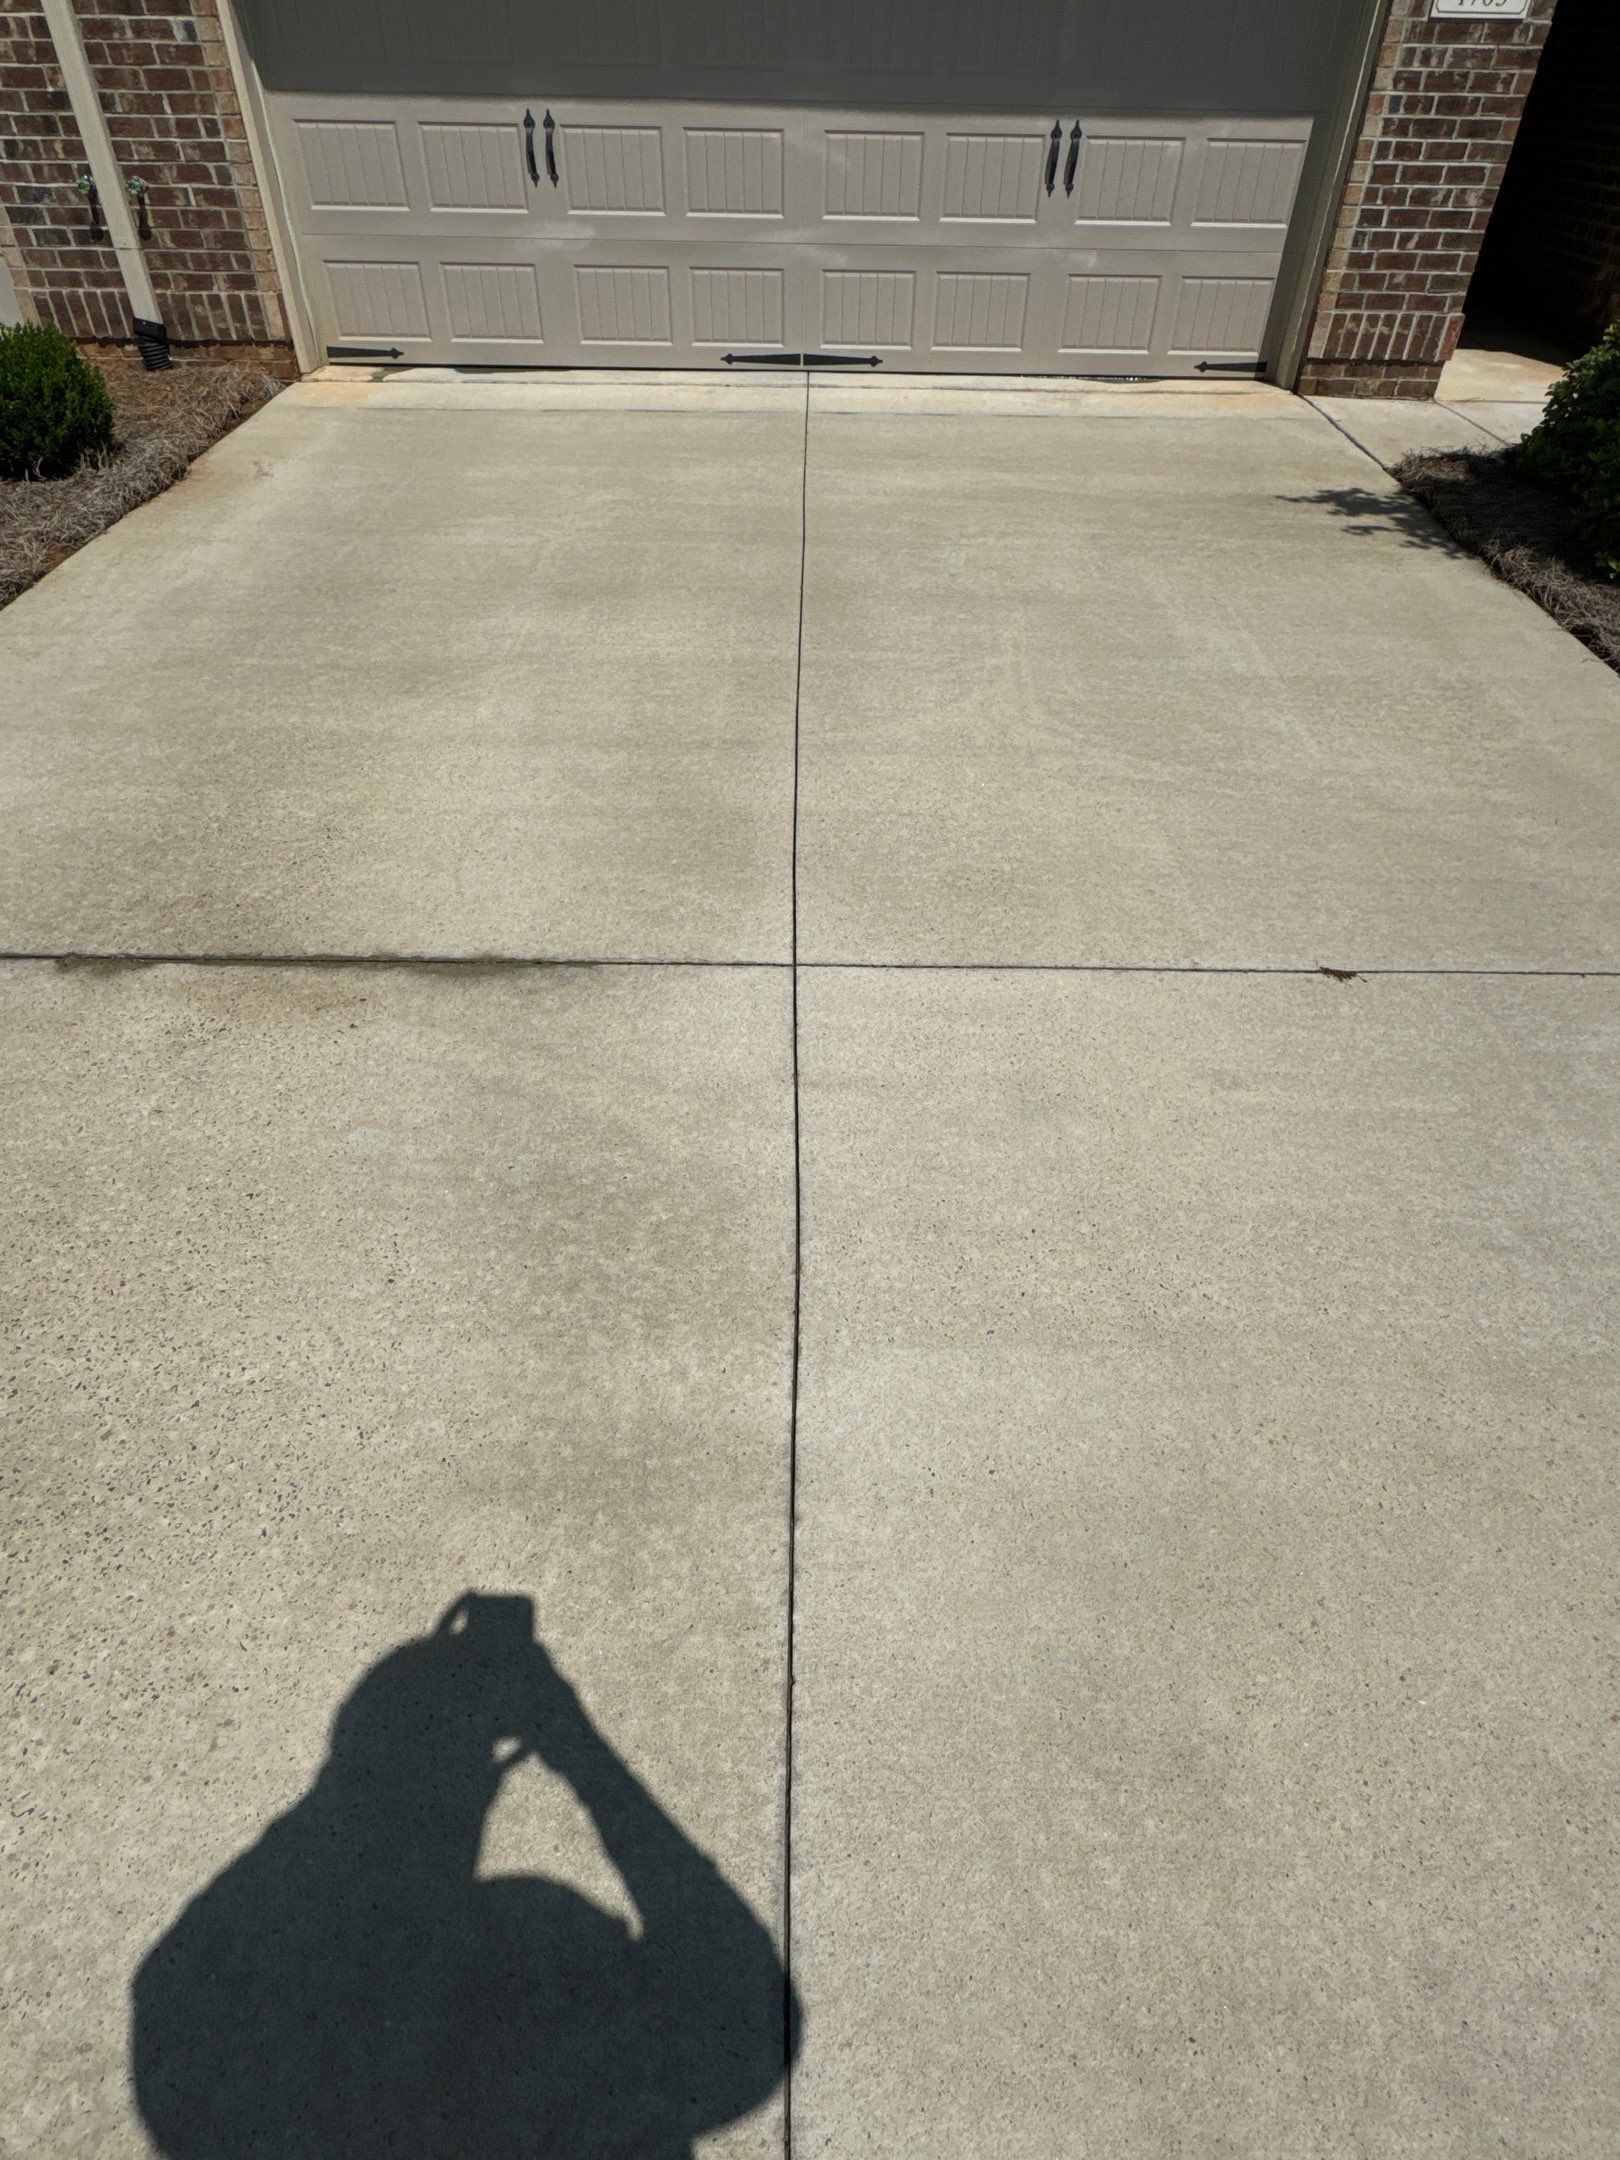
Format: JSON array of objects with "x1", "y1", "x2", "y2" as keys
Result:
[
  {"x1": 0, "y1": 322, "x2": 116, "y2": 480},
  {"x1": 1576, "y1": 427, "x2": 1620, "y2": 581},
  {"x1": 1516, "y1": 322, "x2": 1620, "y2": 579}
]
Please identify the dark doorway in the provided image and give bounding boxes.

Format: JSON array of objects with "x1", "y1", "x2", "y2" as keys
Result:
[
  {"x1": 1466, "y1": 0, "x2": 1620, "y2": 357},
  {"x1": 131, "y1": 1594, "x2": 798, "y2": 2158}
]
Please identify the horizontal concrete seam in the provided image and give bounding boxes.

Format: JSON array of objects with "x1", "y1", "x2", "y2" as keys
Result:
[
  {"x1": 1, "y1": 955, "x2": 1614, "y2": 981},
  {"x1": 0, "y1": 951, "x2": 789, "y2": 972},
  {"x1": 803, "y1": 962, "x2": 1620, "y2": 979},
  {"x1": 274, "y1": 399, "x2": 1307, "y2": 422},
  {"x1": 277, "y1": 400, "x2": 1281, "y2": 411},
  {"x1": 274, "y1": 404, "x2": 813, "y2": 419}
]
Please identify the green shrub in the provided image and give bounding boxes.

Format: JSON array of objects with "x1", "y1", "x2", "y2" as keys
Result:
[
  {"x1": 1517, "y1": 322, "x2": 1620, "y2": 490},
  {"x1": 1572, "y1": 425, "x2": 1620, "y2": 580},
  {"x1": 0, "y1": 321, "x2": 116, "y2": 480},
  {"x1": 1515, "y1": 322, "x2": 1620, "y2": 580}
]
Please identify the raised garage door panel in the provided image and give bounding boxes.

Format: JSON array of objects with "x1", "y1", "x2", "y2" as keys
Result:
[{"x1": 266, "y1": 97, "x2": 1311, "y2": 372}]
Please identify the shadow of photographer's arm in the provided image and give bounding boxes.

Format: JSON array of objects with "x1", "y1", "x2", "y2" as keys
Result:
[{"x1": 533, "y1": 1653, "x2": 800, "y2": 2118}]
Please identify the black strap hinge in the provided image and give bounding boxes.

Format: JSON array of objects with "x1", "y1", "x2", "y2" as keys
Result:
[{"x1": 722, "y1": 351, "x2": 882, "y2": 368}]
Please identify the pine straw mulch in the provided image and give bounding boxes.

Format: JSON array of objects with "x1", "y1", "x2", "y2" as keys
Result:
[
  {"x1": 0, "y1": 348, "x2": 280, "y2": 609},
  {"x1": 1393, "y1": 444, "x2": 1620, "y2": 674}
]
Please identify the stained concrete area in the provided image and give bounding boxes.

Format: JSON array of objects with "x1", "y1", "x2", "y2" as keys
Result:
[
  {"x1": 0, "y1": 387, "x2": 804, "y2": 960},
  {"x1": 2, "y1": 960, "x2": 794, "y2": 2157},
  {"x1": 2, "y1": 372, "x2": 1616, "y2": 2157}
]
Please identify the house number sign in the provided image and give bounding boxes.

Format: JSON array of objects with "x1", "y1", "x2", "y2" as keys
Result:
[{"x1": 1430, "y1": 0, "x2": 1531, "y2": 17}]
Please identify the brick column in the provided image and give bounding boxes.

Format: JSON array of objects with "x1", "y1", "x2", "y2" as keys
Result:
[
  {"x1": 1298, "y1": 0, "x2": 1557, "y2": 399},
  {"x1": 0, "y1": 0, "x2": 293, "y2": 366}
]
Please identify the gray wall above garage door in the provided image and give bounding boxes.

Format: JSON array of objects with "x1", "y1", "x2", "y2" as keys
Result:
[{"x1": 236, "y1": 0, "x2": 1369, "y2": 116}]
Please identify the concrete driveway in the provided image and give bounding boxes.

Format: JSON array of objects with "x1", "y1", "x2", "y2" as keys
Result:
[{"x1": 3, "y1": 373, "x2": 1616, "y2": 2157}]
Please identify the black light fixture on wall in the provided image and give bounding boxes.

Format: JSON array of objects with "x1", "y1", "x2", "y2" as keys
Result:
[
  {"x1": 125, "y1": 175, "x2": 151, "y2": 243},
  {"x1": 75, "y1": 169, "x2": 105, "y2": 246}
]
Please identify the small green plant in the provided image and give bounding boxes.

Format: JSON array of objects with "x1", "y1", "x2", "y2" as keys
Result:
[
  {"x1": 1516, "y1": 321, "x2": 1620, "y2": 579},
  {"x1": 0, "y1": 321, "x2": 116, "y2": 480}
]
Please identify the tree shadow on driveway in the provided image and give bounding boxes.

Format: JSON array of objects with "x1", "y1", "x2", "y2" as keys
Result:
[
  {"x1": 1279, "y1": 483, "x2": 1468, "y2": 551},
  {"x1": 131, "y1": 1593, "x2": 798, "y2": 2159}
]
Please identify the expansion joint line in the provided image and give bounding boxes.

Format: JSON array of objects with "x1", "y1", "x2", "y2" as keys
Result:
[{"x1": 782, "y1": 374, "x2": 809, "y2": 2157}]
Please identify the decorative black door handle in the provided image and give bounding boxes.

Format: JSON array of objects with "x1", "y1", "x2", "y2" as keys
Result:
[
  {"x1": 1063, "y1": 122, "x2": 1082, "y2": 196},
  {"x1": 1044, "y1": 119, "x2": 1061, "y2": 196},
  {"x1": 543, "y1": 109, "x2": 559, "y2": 187},
  {"x1": 523, "y1": 108, "x2": 539, "y2": 186}
]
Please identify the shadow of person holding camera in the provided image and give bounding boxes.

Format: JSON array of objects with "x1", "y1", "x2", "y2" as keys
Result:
[{"x1": 131, "y1": 1593, "x2": 799, "y2": 2158}]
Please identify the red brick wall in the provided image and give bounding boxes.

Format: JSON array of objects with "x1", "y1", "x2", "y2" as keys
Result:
[
  {"x1": 1467, "y1": 0, "x2": 1620, "y2": 354},
  {"x1": 0, "y1": 0, "x2": 289, "y2": 355},
  {"x1": 1298, "y1": 0, "x2": 1558, "y2": 399}
]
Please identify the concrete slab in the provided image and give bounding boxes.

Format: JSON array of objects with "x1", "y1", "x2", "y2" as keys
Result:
[
  {"x1": 0, "y1": 959, "x2": 795, "y2": 2158},
  {"x1": 1306, "y1": 394, "x2": 1500, "y2": 466},
  {"x1": 1438, "y1": 344, "x2": 1560, "y2": 404},
  {"x1": 0, "y1": 387, "x2": 804, "y2": 960},
  {"x1": 1448, "y1": 399, "x2": 1548, "y2": 446},
  {"x1": 794, "y1": 966, "x2": 1620, "y2": 2160},
  {"x1": 796, "y1": 408, "x2": 1620, "y2": 968}
]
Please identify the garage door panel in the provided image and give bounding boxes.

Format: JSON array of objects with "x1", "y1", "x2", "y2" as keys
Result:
[
  {"x1": 306, "y1": 237, "x2": 550, "y2": 362},
  {"x1": 534, "y1": 104, "x2": 815, "y2": 236},
  {"x1": 1055, "y1": 270, "x2": 1164, "y2": 362},
  {"x1": 818, "y1": 267, "x2": 919, "y2": 351},
  {"x1": 442, "y1": 259, "x2": 546, "y2": 343},
  {"x1": 1070, "y1": 134, "x2": 1184, "y2": 228},
  {"x1": 267, "y1": 94, "x2": 1309, "y2": 373},
  {"x1": 317, "y1": 254, "x2": 436, "y2": 348},
  {"x1": 557, "y1": 124, "x2": 668, "y2": 215},
  {"x1": 1193, "y1": 134, "x2": 1307, "y2": 228},
  {"x1": 294, "y1": 117, "x2": 410, "y2": 212},
  {"x1": 281, "y1": 96, "x2": 536, "y2": 236},
  {"x1": 683, "y1": 124, "x2": 788, "y2": 218},
  {"x1": 932, "y1": 268, "x2": 1034, "y2": 352},
  {"x1": 1065, "y1": 116, "x2": 1310, "y2": 248},
  {"x1": 804, "y1": 112, "x2": 1066, "y2": 243},
  {"x1": 571, "y1": 262, "x2": 678, "y2": 347},
  {"x1": 419, "y1": 120, "x2": 529, "y2": 212},
  {"x1": 1045, "y1": 247, "x2": 1286, "y2": 371},
  {"x1": 1169, "y1": 270, "x2": 1276, "y2": 357},
  {"x1": 803, "y1": 246, "x2": 1056, "y2": 371},
  {"x1": 821, "y1": 128, "x2": 926, "y2": 223},
  {"x1": 550, "y1": 243, "x2": 804, "y2": 359},
  {"x1": 938, "y1": 127, "x2": 1051, "y2": 225},
  {"x1": 690, "y1": 264, "x2": 789, "y2": 346}
]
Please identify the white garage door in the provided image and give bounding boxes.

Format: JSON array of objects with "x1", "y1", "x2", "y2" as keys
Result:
[{"x1": 266, "y1": 96, "x2": 1311, "y2": 375}]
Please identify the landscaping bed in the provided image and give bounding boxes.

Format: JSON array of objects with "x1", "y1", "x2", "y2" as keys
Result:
[
  {"x1": 1395, "y1": 445, "x2": 1620, "y2": 674},
  {"x1": 0, "y1": 348, "x2": 279, "y2": 610}
]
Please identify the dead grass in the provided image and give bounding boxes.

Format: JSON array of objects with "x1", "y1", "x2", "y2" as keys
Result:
[
  {"x1": 1393, "y1": 445, "x2": 1620, "y2": 673},
  {"x1": 0, "y1": 348, "x2": 279, "y2": 609}
]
